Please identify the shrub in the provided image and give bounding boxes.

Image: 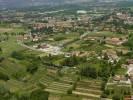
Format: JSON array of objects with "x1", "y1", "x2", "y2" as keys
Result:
[
  {"x1": 100, "y1": 93, "x2": 107, "y2": 98},
  {"x1": 0, "y1": 57, "x2": 4, "y2": 62},
  {"x1": 72, "y1": 82, "x2": 77, "y2": 90},
  {"x1": 37, "y1": 82, "x2": 46, "y2": 89},
  {"x1": 27, "y1": 63, "x2": 38, "y2": 74},
  {"x1": 104, "y1": 89, "x2": 110, "y2": 96},
  {"x1": 112, "y1": 94, "x2": 122, "y2": 100},
  {"x1": 0, "y1": 72, "x2": 9, "y2": 81},
  {"x1": 30, "y1": 89, "x2": 49, "y2": 100},
  {"x1": 67, "y1": 88, "x2": 72, "y2": 94},
  {"x1": 80, "y1": 66, "x2": 97, "y2": 79},
  {"x1": 11, "y1": 51, "x2": 24, "y2": 60},
  {"x1": 101, "y1": 81, "x2": 106, "y2": 91}
]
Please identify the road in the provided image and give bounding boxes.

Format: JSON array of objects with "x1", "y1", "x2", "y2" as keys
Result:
[
  {"x1": 17, "y1": 40, "x2": 64, "y2": 55},
  {"x1": 17, "y1": 40, "x2": 40, "y2": 51}
]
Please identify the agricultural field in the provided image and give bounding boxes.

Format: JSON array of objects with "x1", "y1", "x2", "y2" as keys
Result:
[
  {"x1": 73, "y1": 80, "x2": 102, "y2": 99},
  {"x1": 0, "y1": 27, "x2": 28, "y2": 34},
  {"x1": 86, "y1": 31, "x2": 126, "y2": 37},
  {"x1": 0, "y1": 28, "x2": 13, "y2": 33},
  {"x1": 0, "y1": 29, "x2": 131, "y2": 100},
  {"x1": 0, "y1": 1, "x2": 133, "y2": 99},
  {"x1": 0, "y1": 36, "x2": 25, "y2": 56}
]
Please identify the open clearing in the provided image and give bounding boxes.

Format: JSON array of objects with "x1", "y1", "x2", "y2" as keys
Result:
[
  {"x1": 0, "y1": 28, "x2": 13, "y2": 33},
  {"x1": 0, "y1": 27, "x2": 27, "y2": 33}
]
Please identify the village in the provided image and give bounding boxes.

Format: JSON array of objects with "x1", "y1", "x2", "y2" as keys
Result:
[{"x1": 0, "y1": 2, "x2": 133, "y2": 100}]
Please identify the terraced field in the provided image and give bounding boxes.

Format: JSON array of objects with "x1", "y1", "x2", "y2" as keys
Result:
[
  {"x1": 39, "y1": 76, "x2": 54, "y2": 86},
  {"x1": 73, "y1": 80, "x2": 102, "y2": 99},
  {"x1": 45, "y1": 77, "x2": 74, "y2": 94}
]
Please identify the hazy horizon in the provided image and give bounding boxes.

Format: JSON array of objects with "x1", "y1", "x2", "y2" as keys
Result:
[{"x1": 0, "y1": 0, "x2": 131, "y2": 9}]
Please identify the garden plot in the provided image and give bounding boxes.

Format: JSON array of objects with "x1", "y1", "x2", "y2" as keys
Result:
[
  {"x1": 60, "y1": 77, "x2": 75, "y2": 84},
  {"x1": 0, "y1": 28, "x2": 13, "y2": 33},
  {"x1": 45, "y1": 81, "x2": 73, "y2": 94},
  {"x1": 39, "y1": 75, "x2": 55, "y2": 86},
  {"x1": 73, "y1": 80, "x2": 102, "y2": 99}
]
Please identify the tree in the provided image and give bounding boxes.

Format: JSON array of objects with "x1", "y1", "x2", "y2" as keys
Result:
[
  {"x1": 30, "y1": 89, "x2": 49, "y2": 100},
  {"x1": 27, "y1": 62, "x2": 38, "y2": 74},
  {"x1": 0, "y1": 47, "x2": 2, "y2": 53},
  {"x1": 112, "y1": 94, "x2": 122, "y2": 100},
  {"x1": 0, "y1": 72, "x2": 9, "y2": 81},
  {"x1": 67, "y1": 88, "x2": 72, "y2": 94},
  {"x1": 61, "y1": 55, "x2": 79, "y2": 67},
  {"x1": 123, "y1": 33, "x2": 133, "y2": 50},
  {"x1": 101, "y1": 81, "x2": 106, "y2": 91},
  {"x1": 101, "y1": 93, "x2": 107, "y2": 98},
  {"x1": 80, "y1": 66, "x2": 97, "y2": 79},
  {"x1": 0, "y1": 57, "x2": 4, "y2": 62},
  {"x1": 98, "y1": 61, "x2": 111, "y2": 81},
  {"x1": 11, "y1": 51, "x2": 24, "y2": 60}
]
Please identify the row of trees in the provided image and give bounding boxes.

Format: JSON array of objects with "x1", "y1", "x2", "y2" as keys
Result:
[
  {"x1": 80, "y1": 66, "x2": 97, "y2": 79},
  {"x1": 0, "y1": 47, "x2": 2, "y2": 53},
  {"x1": 79, "y1": 60, "x2": 115, "y2": 81},
  {"x1": 60, "y1": 55, "x2": 87, "y2": 67},
  {"x1": 103, "y1": 86, "x2": 131, "y2": 99},
  {"x1": 0, "y1": 47, "x2": 4, "y2": 63},
  {"x1": 124, "y1": 33, "x2": 133, "y2": 50}
]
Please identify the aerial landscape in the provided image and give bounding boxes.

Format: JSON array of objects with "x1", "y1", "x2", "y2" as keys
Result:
[{"x1": 0, "y1": 0, "x2": 133, "y2": 100}]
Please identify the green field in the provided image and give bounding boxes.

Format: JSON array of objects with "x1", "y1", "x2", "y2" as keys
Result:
[
  {"x1": 0, "y1": 36, "x2": 24, "y2": 56},
  {"x1": 86, "y1": 31, "x2": 125, "y2": 37},
  {"x1": 0, "y1": 27, "x2": 28, "y2": 34}
]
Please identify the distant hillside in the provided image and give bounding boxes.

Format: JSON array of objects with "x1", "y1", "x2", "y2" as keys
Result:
[
  {"x1": 0, "y1": 0, "x2": 93, "y2": 9},
  {"x1": 0, "y1": 0, "x2": 132, "y2": 9}
]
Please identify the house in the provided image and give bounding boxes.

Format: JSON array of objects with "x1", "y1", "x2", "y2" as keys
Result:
[
  {"x1": 37, "y1": 44, "x2": 48, "y2": 49},
  {"x1": 33, "y1": 22, "x2": 54, "y2": 30},
  {"x1": 32, "y1": 35, "x2": 42, "y2": 42},
  {"x1": 124, "y1": 17, "x2": 133, "y2": 25},
  {"x1": 17, "y1": 35, "x2": 23, "y2": 41},
  {"x1": 65, "y1": 51, "x2": 89, "y2": 57},
  {"x1": 116, "y1": 13, "x2": 129, "y2": 20},
  {"x1": 129, "y1": 69, "x2": 133, "y2": 77},
  {"x1": 113, "y1": 75, "x2": 131, "y2": 84},
  {"x1": 65, "y1": 53, "x2": 71, "y2": 58},
  {"x1": 113, "y1": 75, "x2": 121, "y2": 82},
  {"x1": 122, "y1": 64, "x2": 133, "y2": 83},
  {"x1": 55, "y1": 21, "x2": 72, "y2": 28},
  {"x1": 116, "y1": 49, "x2": 129, "y2": 55},
  {"x1": 84, "y1": 36, "x2": 99, "y2": 41},
  {"x1": 127, "y1": 64, "x2": 133, "y2": 76},
  {"x1": 33, "y1": 23, "x2": 47, "y2": 29},
  {"x1": 23, "y1": 34, "x2": 31, "y2": 40},
  {"x1": 127, "y1": 59, "x2": 133, "y2": 65},
  {"x1": 102, "y1": 49, "x2": 120, "y2": 63},
  {"x1": 124, "y1": 96, "x2": 132, "y2": 100},
  {"x1": 77, "y1": 10, "x2": 87, "y2": 14},
  {"x1": 105, "y1": 37, "x2": 126, "y2": 45},
  {"x1": 128, "y1": 67, "x2": 133, "y2": 83}
]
